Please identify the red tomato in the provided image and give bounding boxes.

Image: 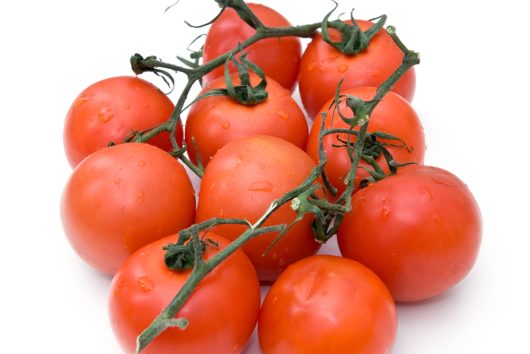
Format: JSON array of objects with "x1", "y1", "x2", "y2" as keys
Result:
[
  {"x1": 202, "y1": 3, "x2": 301, "y2": 92},
  {"x1": 61, "y1": 143, "x2": 195, "y2": 275},
  {"x1": 258, "y1": 255, "x2": 397, "y2": 354},
  {"x1": 195, "y1": 135, "x2": 321, "y2": 282},
  {"x1": 64, "y1": 76, "x2": 182, "y2": 167},
  {"x1": 109, "y1": 233, "x2": 260, "y2": 354},
  {"x1": 306, "y1": 86, "x2": 425, "y2": 196},
  {"x1": 298, "y1": 20, "x2": 416, "y2": 118},
  {"x1": 337, "y1": 166, "x2": 482, "y2": 302},
  {"x1": 185, "y1": 72, "x2": 308, "y2": 166}
]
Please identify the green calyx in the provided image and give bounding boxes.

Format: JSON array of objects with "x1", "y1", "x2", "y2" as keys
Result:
[
  {"x1": 163, "y1": 237, "x2": 218, "y2": 271},
  {"x1": 200, "y1": 50, "x2": 268, "y2": 105},
  {"x1": 321, "y1": 1, "x2": 386, "y2": 55}
]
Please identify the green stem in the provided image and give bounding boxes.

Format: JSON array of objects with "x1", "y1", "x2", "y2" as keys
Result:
[
  {"x1": 175, "y1": 151, "x2": 204, "y2": 178},
  {"x1": 140, "y1": 56, "x2": 193, "y2": 75},
  {"x1": 130, "y1": 0, "x2": 362, "y2": 176},
  {"x1": 136, "y1": 220, "x2": 285, "y2": 353},
  {"x1": 135, "y1": 3, "x2": 420, "y2": 352}
]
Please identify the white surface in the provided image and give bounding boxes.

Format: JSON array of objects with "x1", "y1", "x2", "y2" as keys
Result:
[{"x1": 1, "y1": 0, "x2": 528, "y2": 353}]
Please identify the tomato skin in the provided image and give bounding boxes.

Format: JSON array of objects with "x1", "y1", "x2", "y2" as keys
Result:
[
  {"x1": 337, "y1": 166, "x2": 482, "y2": 302},
  {"x1": 61, "y1": 143, "x2": 195, "y2": 275},
  {"x1": 299, "y1": 20, "x2": 416, "y2": 118},
  {"x1": 185, "y1": 72, "x2": 308, "y2": 166},
  {"x1": 306, "y1": 86, "x2": 425, "y2": 196},
  {"x1": 202, "y1": 3, "x2": 301, "y2": 92},
  {"x1": 258, "y1": 255, "x2": 397, "y2": 354},
  {"x1": 64, "y1": 76, "x2": 182, "y2": 168},
  {"x1": 195, "y1": 135, "x2": 321, "y2": 283},
  {"x1": 109, "y1": 233, "x2": 261, "y2": 354}
]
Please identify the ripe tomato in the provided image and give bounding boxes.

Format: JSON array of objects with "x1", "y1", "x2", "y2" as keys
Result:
[
  {"x1": 195, "y1": 135, "x2": 321, "y2": 282},
  {"x1": 306, "y1": 86, "x2": 425, "y2": 196},
  {"x1": 64, "y1": 76, "x2": 182, "y2": 168},
  {"x1": 298, "y1": 20, "x2": 416, "y2": 118},
  {"x1": 202, "y1": 3, "x2": 301, "y2": 92},
  {"x1": 109, "y1": 233, "x2": 261, "y2": 354},
  {"x1": 185, "y1": 72, "x2": 308, "y2": 166},
  {"x1": 258, "y1": 255, "x2": 397, "y2": 354},
  {"x1": 337, "y1": 166, "x2": 482, "y2": 302},
  {"x1": 61, "y1": 143, "x2": 195, "y2": 275}
]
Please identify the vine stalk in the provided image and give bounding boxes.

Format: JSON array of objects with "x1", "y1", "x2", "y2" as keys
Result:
[{"x1": 131, "y1": 1, "x2": 419, "y2": 352}]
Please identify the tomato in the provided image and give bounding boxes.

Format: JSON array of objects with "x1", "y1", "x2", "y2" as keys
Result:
[
  {"x1": 61, "y1": 142, "x2": 195, "y2": 275},
  {"x1": 202, "y1": 3, "x2": 301, "y2": 92},
  {"x1": 109, "y1": 233, "x2": 260, "y2": 354},
  {"x1": 258, "y1": 255, "x2": 397, "y2": 354},
  {"x1": 185, "y1": 72, "x2": 308, "y2": 166},
  {"x1": 64, "y1": 76, "x2": 182, "y2": 168},
  {"x1": 195, "y1": 135, "x2": 321, "y2": 282},
  {"x1": 337, "y1": 166, "x2": 482, "y2": 302},
  {"x1": 298, "y1": 20, "x2": 416, "y2": 118},
  {"x1": 306, "y1": 86, "x2": 425, "y2": 196}
]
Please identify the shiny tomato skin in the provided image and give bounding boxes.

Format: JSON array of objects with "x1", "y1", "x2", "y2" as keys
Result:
[
  {"x1": 337, "y1": 166, "x2": 482, "y2": 302},
  {"x1": 299, "y1": 20, "x2": 416, "y2": 118},
  {"x1": 61, "y1": 143, "x2": 195, "y2": 275},
  {"x1": 64, "y1": 76, "x2": 182, "y2": 168},
  {"x1": 202, "y1": 3, "x2": 301, "y2": 92},
  {"x1": 195, "y1": 135, "x2": 321, "y2": 283},
  {"x1": 185, "y1": 73, "x2": 308, "y2": 166},
  {"x1": 306, "y1": 86, "x2": 425, "y2": 196},
  {"x1": 109, "y1": 233, "x2": 261, "y2": 354},
  {"x1": 258, "y1": 255, "x2": 397, "y2": 354}
]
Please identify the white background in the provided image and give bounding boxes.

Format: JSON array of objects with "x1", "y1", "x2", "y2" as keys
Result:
[{"x1": 1, "y1": 0, "x2": 529, "y2": 353}]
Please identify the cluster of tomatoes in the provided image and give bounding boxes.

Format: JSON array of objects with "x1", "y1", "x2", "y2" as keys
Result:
[{"x1": 60, "y1": 2, "x2": 482, "y2": 353}]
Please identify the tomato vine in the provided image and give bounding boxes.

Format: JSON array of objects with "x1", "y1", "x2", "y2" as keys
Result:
[{"x1": 123, "y1": 1, "x2": 420, "y2": 352}]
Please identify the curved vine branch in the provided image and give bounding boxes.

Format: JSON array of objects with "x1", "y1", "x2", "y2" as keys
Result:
[{"x1": 130, "y1": 1, "x2": 420, "y2": 352}]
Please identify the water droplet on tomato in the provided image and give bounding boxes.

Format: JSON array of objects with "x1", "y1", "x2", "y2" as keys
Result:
[
  {"x1": 307, "y1": 62, "x2": 317, "y2": 72},
  {"x1": 112, "y1": 279, "x2": 125, "y2": 296},
  {"x1": 321, "y1": 290, "x2": 328, "y2": 297},
  {"x1": 138, "y1": 160, "x2": 146, "y2": 167},
  {"x1": 420, "y1": 188, "x2": 433, "y2": 201},
  {"x1": 381, "y1": 206, "x2": 391, "y2": 220},
  {"x1": 259, "y1": 163, "x2": 266, "y2": 170},
  {"x1": 124, "y1": 102, "x2": 132, "y2": 110},
  {"x1": 74, "y1": 96, "x2": 89, "y2": 108},
  {"x1": 114, "y1": 177, "x2": 121, "y2": 185},
  {"x1": 248, "y1": 181, "x2": 273, "y2": 192},
  {"x1": 381, "y1": 198, "x2": 391, "y2": 220},
  {"x1": 337, "y1": 64, "x2": 348, "y2": 73},
  {"x1": 116, "y1": 123, "x2": 125, "y2": 133},
  {"x1": 137, "y1": 276, "x2": 155, "y2": 292},
  {"x1": 98, "y1": 107, "x2": 115, "y2": 123},
  {"x1": 278, "y1": 111, "x2": 289, "y2": 121},
  {"x1": 221, "y1": 121, "x2": 230, "y2": 129},
  {"x1": 431, "y1": 212, "x2": 443, "y2": 226},
  {"x1": 137, "y1": 191, "x2": 145, "y2": 205}
]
